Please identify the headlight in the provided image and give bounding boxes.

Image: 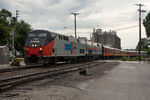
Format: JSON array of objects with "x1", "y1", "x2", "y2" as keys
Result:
[{"x1": 40, "y1": 48, "x2": 42, "y2": 50}]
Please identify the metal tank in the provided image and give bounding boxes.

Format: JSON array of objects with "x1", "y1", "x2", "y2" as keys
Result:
[{"x1": 0, "y1": 46, "x2": 9, "y2": 64}]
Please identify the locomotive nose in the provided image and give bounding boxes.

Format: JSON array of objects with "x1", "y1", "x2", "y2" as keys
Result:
[
  {"x1": 25, "y1": 47, "x2": 41, "y2": 56},
  {"x1": 24, "y1": 39, "x2": 55, "y2": 57}
]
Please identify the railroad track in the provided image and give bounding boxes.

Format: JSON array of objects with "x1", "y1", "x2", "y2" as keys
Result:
[
  {"x1": 0, "y1": 62, "x2": 87, "y2": 80},
  {"x1": 0, "y1": 65, "x2": 43, "y2": 73},
  {"x1": 0, "y1": 61, "x2": 104, "y2": 93},
  {"x1": 0, "y1": 62, "x2": 68, "y2": 74}
]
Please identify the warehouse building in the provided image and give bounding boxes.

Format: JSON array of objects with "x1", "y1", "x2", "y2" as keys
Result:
[{"x1": 92, "y1": 28, "x2": 121, "y2": 49}]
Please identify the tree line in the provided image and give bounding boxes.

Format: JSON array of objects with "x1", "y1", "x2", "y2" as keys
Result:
[
  {"x1": 136, "y1": 11, "x2": 150, "y2": 55},
  {"x1": 143, "y1": 12, "x2": 150, "y2": 37}
]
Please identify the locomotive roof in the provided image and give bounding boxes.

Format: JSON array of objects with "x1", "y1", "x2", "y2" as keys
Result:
[
  {"x1": 30, "y1": 30, "x2": 59, "y2": 34},
  {"x1": 30, "y1": 30, "x2": 78, "y2": 42},
  {"x1": 30, "y1": 30, "x2": 103, "y2": 46}
]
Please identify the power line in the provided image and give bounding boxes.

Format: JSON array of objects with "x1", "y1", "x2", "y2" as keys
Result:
[{"x1": 115, "y1": 25, "x2": 138, "y2": 31}]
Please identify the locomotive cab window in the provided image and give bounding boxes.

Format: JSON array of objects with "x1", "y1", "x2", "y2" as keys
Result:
[
  {"x1": 28, "y1": 34, "x2": 36, "y2": 37},
  {"x1": 38, "y1": 33, "x2": 47, "y2": 37}
]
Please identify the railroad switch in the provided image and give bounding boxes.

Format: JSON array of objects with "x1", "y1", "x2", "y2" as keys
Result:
[{"x1": 78, "y1": 67, "x2": 88, "y2": 75}]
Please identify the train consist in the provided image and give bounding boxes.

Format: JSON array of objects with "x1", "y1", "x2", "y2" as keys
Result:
[{"x1": 24, "y1": 30, "x2": 138, "y2": 65}]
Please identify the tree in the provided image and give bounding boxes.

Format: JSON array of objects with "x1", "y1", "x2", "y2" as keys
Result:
[
  {"x1": 0, "y1": 23, "x2": 10, "y2": 45},
  {"x1": 0, "y1": 9, "x2": 32, "y2": 56},
  {"x1": 143, "y1": 12, "x2": 150, "y2": 37},
  {"x1": 15, "y1": 20, "x2": 31, "y2": 56},
  {"x1": 147, "y1": 48, "x2": 150, "y2": 56},
  {"x1": 0, "y1": 9, "x2": 12, "y2": 26},
  {"x1": 136, "y1": 38, "x2": 147, "y2": 51},
  {"x1": 0, "y1": 9, "x2": 12, "y2": 46}
]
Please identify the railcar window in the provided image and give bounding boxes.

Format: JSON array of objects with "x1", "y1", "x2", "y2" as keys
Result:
[
  {"x1": 59, "y1": 36, "x2": 63, "y2": 39},
  {"x1": 63, "y1": 36, "x2": 66, "y2": 40},
  {"x1": 58, "y1": 36, "x2": 61, "y2": 39},
  {"x1": 80, "y1": 49, "x2": 85, "y2": 53},
  {"x1": 62, "y1": 36, "x2": 69, "y2": 41},
  {"x1": 38, "y1": 33, "x2": 47, "y2": 37},
  {"x1": 66, "y1": 37, "x2": 69, "y2": 41},
  {"x1": 78, "y1": 39, "x2": 79, "y2": 43},
  {"x1": 58, "y1": 35, "x2": 69, "y2": 41},
  {"x1": 29, "y1": 34, "x2": 36, "y2": 37}
]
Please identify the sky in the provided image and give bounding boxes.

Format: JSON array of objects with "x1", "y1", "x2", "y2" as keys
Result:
[{"x1": 0, "y1": 0, "x2": 150, "y2": 49}]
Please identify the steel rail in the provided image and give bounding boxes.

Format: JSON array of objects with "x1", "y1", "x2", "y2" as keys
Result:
[{"x1": 0, "y1": 65, "x2": 43, "y2": 73}]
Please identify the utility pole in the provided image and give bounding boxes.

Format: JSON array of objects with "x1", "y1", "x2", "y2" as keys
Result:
[
  {"x1": 16, "y1": 10, "x2": 19, "y2": 22},
  {"x1": 11, "y1": 10, "x2": 19, "y2": 60},
  {"x1": 10, "y1": 29, "x2": 15, "y2": 58},
  {"x1": 71, "y1": 12, "x2": 79, "y2": 38},
  {"x1": 135, "y1": 3, "x2": 146, "y2": 61}
]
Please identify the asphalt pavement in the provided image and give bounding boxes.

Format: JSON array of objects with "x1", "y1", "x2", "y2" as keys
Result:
[{"x1": 74, "y1": 61, "x2": 150, "y2": 100}]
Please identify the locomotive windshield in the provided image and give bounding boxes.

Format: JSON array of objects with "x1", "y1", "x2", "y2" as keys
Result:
[
  {"x1": 38, "y1": 33, "x2": 47, "y2": 37},
  {"x1": 28, "y1": 33, "x2": 36, "y2": 37},
  {"x1": 25, "y1": 30, "x2": 53, "y2": 47}
]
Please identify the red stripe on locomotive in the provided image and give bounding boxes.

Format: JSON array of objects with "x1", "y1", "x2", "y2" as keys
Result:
[{"x1": 71, "y1": 42, "x2": 73, "y2": 54}]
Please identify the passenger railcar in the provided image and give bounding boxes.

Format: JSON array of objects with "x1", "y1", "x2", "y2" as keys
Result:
[{"x1": 103, "y1": 46, "x2": 138, "y2": 58}]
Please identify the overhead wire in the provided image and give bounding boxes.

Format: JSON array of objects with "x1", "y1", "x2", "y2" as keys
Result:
[{"x1": 115, "y1": 25, "x2": 138, "y2": 31}]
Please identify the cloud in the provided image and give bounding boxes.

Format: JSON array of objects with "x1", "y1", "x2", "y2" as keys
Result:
[{"x1": 0, "y1": 0, "x2": 149, "y2": 49}]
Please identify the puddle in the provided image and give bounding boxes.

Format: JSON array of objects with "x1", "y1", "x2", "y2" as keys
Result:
[
  {"x1": 120, "y1": 65, "x2": 134, "y2": 69},
  {"x1": 77, "y1": 80, "x2": 96, "y2": 90}
]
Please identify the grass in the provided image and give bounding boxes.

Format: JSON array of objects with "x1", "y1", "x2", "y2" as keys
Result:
[
  {"x1": 9, "y1": 57, "x2": 24, "y2": 62},
  {"x1": 122, "y1": 56, "x2": 150, "y2": 61}
]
